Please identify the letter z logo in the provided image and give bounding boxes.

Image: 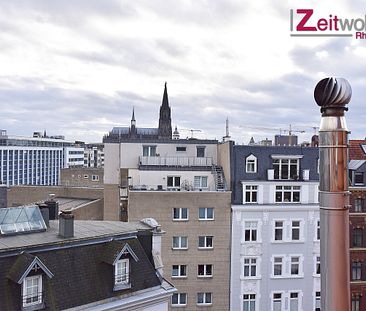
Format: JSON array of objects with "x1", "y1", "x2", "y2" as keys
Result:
[{"x1": 296, "y1": 9, "x2": 317, "y2": 31}]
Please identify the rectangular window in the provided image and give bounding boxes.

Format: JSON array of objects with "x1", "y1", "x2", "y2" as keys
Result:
[
  {"x1": 198, "y1": 236, "x2": 213, "y2": 249},
  {"x1": 115, "y1": 259, "x2": 129, "y2": 285},
  {"x1": 290, "y1": 256, "x2": 300, "y2": 276},
  {"x1": 273, "y1": 257, "x2": 283, "y2": 276},
  {"x1": 198, "y1": 264, "x2": 213, "y2": 277},
  {"x1": 172, "y1": 293, "x2": 187, "y2": 306},
  {"x1": 198, "y1": 207, "x2": 214, "y2": 220},
  {"x1": 245, "y1": 185, "x2": 258, "y2": 203},
  {"x1": 352, "y1": 296, "x2": 361, "y2": 311},
  {"x1": 243, "y1": 258, "x2": 257, "y2": 277},
  {"x1": 176, "y1": 146, "x2": 186, "y2": 152},
  {"x1": 273, "y1": 293, "x2": 282, "y2": 311},
  {"x1": 246, "y1": 155, "x2": 257, "y2": 173},
  {"x1": 355, "y1": 172, "x2": 364, "y2": 185},
  {"x1": 244, "y1": 221, "x2": 258, "y2": 242},
  {"x1": 315, "y1": 256, "x2": 321, "y2": 275},
  {"x1": 196, "y1": 146, "x2": 205, "y2": 158},
  {"x1": 173, "y1": 208, "x2": 188, "y2": 221},
  {"x1": 92, "y1": 175, "x2": 99, "y2": 181},
  {"x1": 315, "y1": 292, "x2": 321, "y2": 311},
  {"x1": 23, "y1": 275, "x2": 42, "y2": 307},
  {"x1": 291, "y1": 221, "x2": 301, "y2": 241},
  {"x1": 275, "y1": 186, "x2": 300, "y2": 203},
  {"x1": 352, "y1": 261, "x2": 362, "y2": 280},
  {"x1": 274, "y1": 221, "x2": 284, "y2": 241},
  {"x1": 172, "y1": 265, "x2": 187, "y2": 278},
  {"x1": 243, "y1": 294, "x2": 256, "y2": 311},
  {"x1": 353, "y1": 228, "x2": 364, "y2": 247},
  {"x1": 197, "y1": 292, "x2": 212, "y2": 305},
  {"x1": 167, "y1": 176, "x2": 181, "y2": 188},
  {"x1": 316, "y1": 220, "x2": 320, "y2": 240},
  {"x1": 194, "y1": 176, "x2": 208, "y2": 188},
  {"x1": 355, "y1": 198, "x2": 364, "y2": 212},
  {"x1": 143, "y1": 145, "x2": 156, "y2": 157},
  {"x1": 273, "y1": 158, "x2": 299, "y2": 180},
  {"x1": 172, "y1": 236, "x2": 188, "y2": 249},
  {"x1": 289, "y1": 292, "x2": 299, "y2": 311}
]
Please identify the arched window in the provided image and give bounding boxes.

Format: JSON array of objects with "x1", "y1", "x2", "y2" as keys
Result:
[{"x1": 246, "y1": 155, "x2": 257, "y2": 173}]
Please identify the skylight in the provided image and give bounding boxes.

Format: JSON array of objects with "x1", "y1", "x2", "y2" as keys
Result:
[{"x1": 0, "y1": 205, "x2": 46, "y2": 236}]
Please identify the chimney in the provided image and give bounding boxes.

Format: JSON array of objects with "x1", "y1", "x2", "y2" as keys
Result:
[
  {"x1": 0, "y1": 184, "x2": 7, "y2": 208},
  {"x1": 59, "y1": 210, "x2": 74, "y2": 238},
  {"x1": 45, "y1": 194, "x2": 59, "y2": 220},
  {"x1": 37, "y1": 203, "x2": 50, "y2": 227}
]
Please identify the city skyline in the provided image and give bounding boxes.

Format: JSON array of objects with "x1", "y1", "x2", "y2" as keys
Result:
[{"x1": 1, "y1": 0, "x2": 365, "y2": 144}]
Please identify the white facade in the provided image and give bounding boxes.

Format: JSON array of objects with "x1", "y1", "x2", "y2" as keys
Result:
[
  {"x1": 64, "y1": 147, "x2": 84, "y2": 168},
  {"x1": 84, "y1": 144, "x2": 104, "y2": 168},
  {"x1": 231, "y1": 182, "x2": 320, "y2": 311}
]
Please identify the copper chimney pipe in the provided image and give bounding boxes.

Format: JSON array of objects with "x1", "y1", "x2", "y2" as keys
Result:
[{"x1": 314, "y1": 77, "x2": 351, "y2": 311}]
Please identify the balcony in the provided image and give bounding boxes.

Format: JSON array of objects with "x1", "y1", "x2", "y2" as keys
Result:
[
  {"x1": 139, "y1": 156, "x2": 213, "y2": 170},
  {"x1": 267, "y1": 169, "x2": 310, "y2": 181}
]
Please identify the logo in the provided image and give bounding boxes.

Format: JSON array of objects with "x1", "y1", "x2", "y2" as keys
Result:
[{"x1": 290, "y1": 9, "x2": 366, "y2": 39}]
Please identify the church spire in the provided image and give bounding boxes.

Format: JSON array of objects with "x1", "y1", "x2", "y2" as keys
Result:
[
  {"x1": 130, "y1": 107, "x2": 137, "y2": 137},
  {"x1": 131, "y1": 107, "x2": 136, "y2": 124},
  {"x1": 158, "y1": 82, "x2": 172, "y2": 139}
]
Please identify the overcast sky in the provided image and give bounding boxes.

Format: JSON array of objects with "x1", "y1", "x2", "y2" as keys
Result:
[{"x1": 0, "y1": 0, "x2": 365, "y2": 144}]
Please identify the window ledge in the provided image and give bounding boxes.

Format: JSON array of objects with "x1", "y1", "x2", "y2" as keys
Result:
[
  {"x1": 271, "y1": 275, "x2": 304, "y2": 279},
  {"x1": 240, "y1": 276, "x2": 261, "y2": 281},
  {"x1": 197, "y1": 275, "x2": 213, "y2": 279},
  {"x1": 22, "y1": 302, "x2": 45, "y2": 311},
  {"x1": 171, "y1": 276, "x2": 187, "y2": 279},
  {"x1": 171, "y1": 304, "x2": 187, "y2": 308},
  {"x1": 172, "y1": 248, "x2": 188, "y2": 251},
  {"x1": 198, "y1": 219, "x2": 215, "y2": 221},
  {"x1": 198, "y1": 247, "x2": 214, "y2": 250},
  {"x1": 197, "y1": 303, "x2": 213, "y2": 307},
  {"x1": 113, "y1": 283, "x2": 131, "y2": 291},
  {"x1": 172, "y1": 219, "x2": 189, "y2": 222}
]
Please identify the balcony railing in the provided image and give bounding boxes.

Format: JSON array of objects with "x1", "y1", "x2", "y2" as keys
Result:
[
  {"x1": 267, "y1": 169, "x2": 310, "y2": 181},
  {"x1": 139, "y1": 156, "x2": 213, "y2": 167}
]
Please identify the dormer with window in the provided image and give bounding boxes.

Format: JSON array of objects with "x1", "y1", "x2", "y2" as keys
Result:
[
  {"x1": 270, "y1": 155, "x2": 303, "y2": 180},
  {"x1": 7, "y1": 253, "x2": 53, "y2": 311},
  {"x1": 245, "y1": 154, "x2": 257, "y2": 173}
]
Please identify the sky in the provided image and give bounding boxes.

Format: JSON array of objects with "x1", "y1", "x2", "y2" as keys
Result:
[{"x1": 0, "y1": 0, "x2": 365, "y2": 144}]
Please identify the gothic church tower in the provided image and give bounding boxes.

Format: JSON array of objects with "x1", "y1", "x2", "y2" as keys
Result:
[{"x1": 158, "y1": 82, "x2": 172, "y2": 139}]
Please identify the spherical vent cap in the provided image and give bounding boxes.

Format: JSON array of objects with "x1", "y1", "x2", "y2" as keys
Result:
[{"x1": 314, "y1": 77, "x2": 352, "y2": 109}]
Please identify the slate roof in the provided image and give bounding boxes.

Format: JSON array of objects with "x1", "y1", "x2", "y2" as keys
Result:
[{"x1": 0, "y1": 221, "x2": 163, "y2": 310}]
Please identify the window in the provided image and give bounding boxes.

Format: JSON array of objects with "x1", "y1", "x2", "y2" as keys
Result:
[
  {"x1": 172, "y1": 236, "x2": 188, "y2": 249},
  {"x1": 352, "y1": 295, "x2": 361, "y2": 311},
  {"x1": 273, "y1": 257, "x2": 283, "y2": 276},
  {"x1": 196, "y1": 146, "x2": 205, "y2": 157},
  {"x1": 316, "y1": 220, "x2": 320, "y2": 240},
  {"x1": 355, "y1": 172, "x2": 364, "y2": 185},
  {"x1": 168, "y1": 176, "x2": 181, "y2": 188},
  {"x1": 172, "y1": 265, "x2": 187, "y2": 278},
  {"x1": 245, "y1": 185, "x2": 258, "y2": 203},
  {"x1": 176, "y1": 146, "x2": 186, "y2": 152},
  {"x1": 355, "y1": 198, "x2": 364, "y2": 212},
  {"x1": 197, "y1": 292, "x2": 212, "y2": 305},
  {"x1": 315, "y1": 256, "x2": 321, "y2": 276},
  {"x1": 273, "y1": 158, "x2": 299, "y2": 180},
  {"x1": 243, "y1": 294, "x2": 256, "y2": 311},
  {"x1": 291, "y1": 221, "x2": 301, "y2": 241},
  {"x1": 289, "y1": 292, "x2": 299, "y2": 311},
  {"x1": 92, "y1": 175, "x2": 99, "y2": 181},
  {"x1": 173, "y1": 208, "x2": 188, "y2": 221},
  {"x1": 198, "y1": 264, "x2": 213, "y2": 277},
  {"x1": 290, "y1": 256, "x2": 300, "y2": 276},
  {"x1": 352, "y1": 261, "x2": 362, "y2": 280},
  {"x1": 198, "y1": 236, "x2": 213, "y2": 249},
  {"x1": 246, "y1": 155, "x2": 257, "y2": 173},
  {"x1": 198, "y1": 207, "x2": 214, "y2": 220},
  {"x1": 244, "y1": 221, "x2": 258, "y2": 242},
  {"x1": 83, "y1": 174, "x2": 89, "y2": 178},
  {"x1": 23, "y1": 275, "x2": 42, "y2": 307},
  {"x1": 315, "y1": 292, "x2": 321, "y2": 311},
  {"x1": 272, "y1": 293, "x2": 282, "y2": 311},
  {"x1": 243, "y1": 258, "x2": 257, "y2": 277},
  {"x1": 172, "y1": 293, "x2": 187, "y2": 306},
  {"x1": 275, "y1": 186, "x2": 300, "y2": 203},
  {"x1": 274, "y1": 221, "x2": 284, "y2": 241},
  {"x1": 353, "y1": 228, "x2": 364, "y2": 247},
  {"x1": 115, "y1": 259, "x2": 129, "y2": 285},
  {"x1": 194, "y1": 176, "x2": 208, "y2": 188},
  {"x1": 143, "y1": 145, "x2": 156, "y2": 157}
]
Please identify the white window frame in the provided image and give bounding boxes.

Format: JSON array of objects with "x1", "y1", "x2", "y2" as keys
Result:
[
  {"x1": 246, "y1": 155, "x2": 257, "y2": 173},
  {"x1": 198, "y1": 207, "x2": 214, "y2": 220},
  {"x1": 288, "y1": 291, "x2": 301, "y2": 311},
  {"x1": 272, "y1": 157, "x2": 300, "y2": 180},
  {"x1": 115, "y1": 258, "x2": 130, "y2": 285},
  {"x1": 243, "y1": 293, "x2": 256, "y2": 311},
  {"x1": 197, "y1": 292, "x2": 212, "y2": 306},
  {"x1": 198, "y1": 235, "x2": 213, "y2": 249},
  {"x1": 315, "y1": 219, "x2": 320, "y2": 241},
  {"x1": 142, "y1": 145, "x2": 156, "y2": 157},
  {"x1": 243, "y1": 257, "x2": 259, "y2": 279},
  {"x1": 172, "y1": 264, "x2": 187, "y2": 278},
  {"x1": 314, "y1": 255, "x2": 321, "y2": 277},
  {"x1": 22, "y1": 275, "x2": 43, "y2": 307},
  {"x1": 172, "y1": 236, "x2": 188, "y2": 250},
  {"x1": 171, "y1": 293, "x2": 187, "y2": 307},
  {"x1": 194, "y1": 176, "x2": 208, "y2": 189},
  {"x1": 272, "y1": 256, "x2": 284, "y2": 278},
  {"x1": 172, "y1": 208, "x2": 188, "y2": 221},
  {"x1": 289, "y1": 255, "x2": 304, "y2": 277},
  {"x1": 243, "y1": 221, "x2": 259, "y2": 243},
  {"x1": 244, "y1": 185, "x2": 258, "y2": 204},
  {"x1": 167, "y1": 176, "x2": 181, "y2": 189},
  {"x1": 275, "y1": 185, "x2": 301, "y2": 203},
  {"x1": 197, "y1": 264, "x2": 213, "y2": 278},
  {"x1": 92, "y1": 174, "x2": 99, "y2": 181},
  {"x1": 273, "y1": 220, "x2": 285, "y2": 242},
  {"x1": 290, "y1": 220, "x2": 303, "y2": 242},
  {"x1": 271, "y1": 291, "x2": 284, "y2": 311},
  {"x1": 314, "y1": 291, "x2": 321, "y2": 311}
]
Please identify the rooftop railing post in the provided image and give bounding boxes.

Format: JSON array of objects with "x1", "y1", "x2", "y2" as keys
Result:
[{"x1": 314, "y1": 77, "x2": 351, "y2": 311}]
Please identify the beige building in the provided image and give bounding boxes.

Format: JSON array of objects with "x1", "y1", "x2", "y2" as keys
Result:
[{"x1": 60, "y1": 167, "x2": 104, "y2": 187}]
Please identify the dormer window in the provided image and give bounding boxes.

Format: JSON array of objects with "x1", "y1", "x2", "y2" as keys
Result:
[
  {"x1": 115, "y1": 258, "x2": 130, "y2": 286},
  {"x1": 246, "y1": 155, "x2": 257, "y2": 173},
  {"x1": 23, "y1": 275, "x2": 43, "y2": 308}
]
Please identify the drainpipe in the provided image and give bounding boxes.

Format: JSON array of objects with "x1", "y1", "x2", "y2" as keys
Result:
[{"x1": 314, "y1": 77, "x2": 351, "y2": 311}]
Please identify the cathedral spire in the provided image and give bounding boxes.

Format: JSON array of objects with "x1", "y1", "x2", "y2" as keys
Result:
[
  {"x1": 130, "y1": 107, "x2": 137, "y2": 137},
  {"x1": 158, "y1": 82, "x2": 172, "y2": 139}
]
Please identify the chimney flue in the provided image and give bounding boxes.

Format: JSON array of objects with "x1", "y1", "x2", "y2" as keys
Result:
[{"x1": 59, "y1": 210, "x2": 74, "y2": 238}]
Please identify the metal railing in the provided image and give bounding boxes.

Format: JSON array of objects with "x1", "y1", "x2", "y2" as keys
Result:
[{"x1": 139, "y1": 156, "x2": 213, "y2": 167}]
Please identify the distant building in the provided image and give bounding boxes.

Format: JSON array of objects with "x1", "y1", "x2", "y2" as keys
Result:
[
  {"x1": 84, "y1": 143, "x2": 104, "y2": 168},
  {"x1": 60, "y1": 167, "x2": 104, "y2": 188},
  {"x1": 348, "y1": 140, "x2": 366, "y2": 310},
  {"x1": 274, "y1": 134, "x2": 298, "y2": 146},
  {"x1": 0, "y1": 205, "x2": 175, "y2": 310},
  {"x1": 230, "y1": 144, "x2": 320, "y2": 311},
  {"x1": 0, "y1": 130, "x2": 84, "y2": 186}
]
